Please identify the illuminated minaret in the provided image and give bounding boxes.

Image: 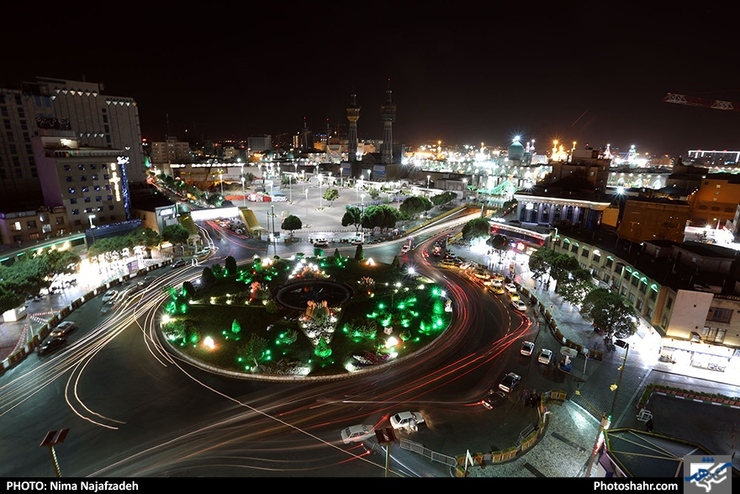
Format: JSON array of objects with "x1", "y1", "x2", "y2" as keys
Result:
[
  {"x1": 380, "y1": 79, "x2": 396, "y2": 165},
  {"x1": 346, "y1": 90, "x2": 361, "y2": 162}
]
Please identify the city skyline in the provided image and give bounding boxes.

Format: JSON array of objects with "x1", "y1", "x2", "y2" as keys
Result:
[{"x1": 4, "y1": 4, "x2": 739, "y2": 158}]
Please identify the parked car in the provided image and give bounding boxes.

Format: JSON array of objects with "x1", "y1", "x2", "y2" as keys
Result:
[
  {"x1": 171, "y1": 259, "x2": 188, "y2": 269},
  {"x1": 340, "y1": 424, "x2": 375, "y2": 444},
  {"x1": 512, "y1": 299, "x2": 528, "y2": 311},
  {"x1": 520, "y1": 340, "x2": 535, "y2": 356},
  {"x1": 50, "y1": 320, "x2": 77, "y2": 338},
  {"x1": 400, "y1": 244, "x2": 411, "y2": 254},
  {"x1": 482, "y1": 390, "x2": 508, "y2": 410},
  {"x1": 508, "y1": 291, "x2": 521, "y2": 302},
  {"x1": 538, "y1": 348, "x2": 553, "y2": 365},
  {"x1": 490, "y1": 278, "x2": 503, "y2": 288},
  {"x1": 505, "y1": 282, "x2": 517, "y2": 293},
  {"x1": 313, "y1": 238, "x2": 329, "y2": 247},
  {"x1": 390, "y1": 411, "x2": 426, "y2": 431},
  {"x1": 37, "y1": 336, "x2": 67, "y2": 356},
  {"x1": 498, "y1": 372, "x2": 522, "y2": 393}
]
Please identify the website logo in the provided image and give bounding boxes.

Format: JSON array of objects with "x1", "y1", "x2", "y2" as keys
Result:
[{"x1": 684, "y1": 455, "x2": 732, "y2": 494}]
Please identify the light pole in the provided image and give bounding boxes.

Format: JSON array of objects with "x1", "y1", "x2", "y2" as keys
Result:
[
  {"x1": 361, "y1": 194, "x2": 365, "y2": 213},
  {"x1": 609, "y1": 340, "x2": 630, "y2": 420},
  {"x1": 366, "y1": 169, "x2": 371, "y2": 181},
  {"x1": 305, "y1": 188, "x2": 309, "y2": 225},
  {"x1": 219, "y1": 172, "x2": 224, "y2": 197},
  {"x1": 241, "y1": 176, "x2": 246, "y2": 207},
  {"x1": 288, "y1": 174, "x2": 292, "y2": 203},
  {"x1": 427, "y1": 174, "x2": 431, "y2": 190},
  {"x1": 318, "y1": 173, "x2": 323, "y2": 209},
  {"x1": 88, "y1": 214, "x2": 96, "y2": 244}
]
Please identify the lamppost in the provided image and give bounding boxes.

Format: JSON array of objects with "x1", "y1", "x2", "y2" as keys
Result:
[
  {"x1": 219, "y1": 172, "x2": 224, "y2": 197},
  {"x1": 88, "y1": 214, "x2": 96, "y2": 244},
  {"x1": 366, "y1": 169, "x2": 371, "y2": 181},
  {"x1": 318, "y1": 173, "x2": 323, "y2": 209},
  {"x1": 241, "y1": 176, "x2": 246, "y2": 207},
  {"x1": 361, "y1": 194, "x2": 365, "y2": 213},
  {"x1": 609, "y1": 340, "x2": 630, "y2": 420},
  {"x1": 305, "y1": 188, "x2": 309, "y2": 225},
  {"x1": 288, "y1": 174, "x2": 293, "y2": 204},
  {"x1": 427, "y1": 175, "x2": 431, "y2": 190}
]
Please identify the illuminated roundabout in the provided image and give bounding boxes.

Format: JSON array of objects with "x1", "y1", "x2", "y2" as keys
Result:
[{"x1": 158, "y1": 253, "x2": 453, "y2": 381}]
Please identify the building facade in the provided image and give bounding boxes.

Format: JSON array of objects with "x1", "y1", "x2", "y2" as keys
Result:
[{"x1": 0, "y1": 77, "x2": 145, "y2": 211}]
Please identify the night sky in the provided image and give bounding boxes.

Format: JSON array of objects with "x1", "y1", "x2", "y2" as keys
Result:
[{"x1": 4, "y1": 3, "x2": 740, "y2": 158}]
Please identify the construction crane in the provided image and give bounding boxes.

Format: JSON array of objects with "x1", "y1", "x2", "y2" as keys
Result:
[{"x1": 663, "y1": 92, "x2": 740, "y2": 112}]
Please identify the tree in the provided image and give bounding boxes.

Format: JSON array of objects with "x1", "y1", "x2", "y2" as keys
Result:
[
  {"x1": 556, "y1": 268, "x2": 596, "y2": 306},
  {"x1": 323, "y1": 188, "x2": 339, "y2": 206},
  {"x1": 354, "y1": 244, "x2": 364, "y2": 261},
  {"x1": 225, "y1": 256, "x2": 238, "y2": 276},
  {"x1": 238, "y1": 333, "x2": 269, "y2": 368},
  {"x1": 281, "y1": 215, "x2": 302, "y2": 236},
  {"x1": 182, "y1": 281, "x2": 196, "y2": 299},
  {"x1": 162, "y1": 224, "x2": 190, "y2": 244},
  {"x1": 341, "y1": 206, "x2": 363, "y2": 232},
  {"x1": 431, "y1": 191, "x2": 458, "y2": 207},
  {"x1": 363, "y1": 204, "x2": 400, "y2": 232},
  {"x1": 462, "y1": 217, "x2": 491, "y2": 241},
  {"x1": 399, "y1": 196, "x2": 432, "y2": 219},
  {"x1": 128, "y1": 227, "x2": 161, "y2": 249},
  {"x1": 550, "y1": 254, "x2": 581, "y2": 293},
  {"x1": 201, "y1": 266, "x2": 216, "y2": 284},
  {"x1": 488, "y1": 234, "x2": 510, "y2": 257},
  {"x1": 580, "y1": 288, "x2": 637, "y2": 339},
  {"x1": 528, "y1": 248, "x2": 558, "y2": 281}
]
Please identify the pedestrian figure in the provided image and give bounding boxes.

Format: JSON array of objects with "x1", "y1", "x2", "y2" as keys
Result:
[{"x1": 646, "y1": 418, "x2": 654, "y2": 432}]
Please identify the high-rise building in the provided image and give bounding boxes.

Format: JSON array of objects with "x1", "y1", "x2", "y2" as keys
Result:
[{"x1": 0, "y1": 77, "x2": 146, "y2": 210}]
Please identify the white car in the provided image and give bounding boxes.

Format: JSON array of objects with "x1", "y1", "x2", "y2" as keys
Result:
[
  {"x1": 400, "y1": 244, "x2": 411, "y2": 254},
  {"x1": 538, "y1": 348, "x2": 553, "y2": 365},
  {"x1": 313, "y1": 238, "x2": 329, "y2": 247},
  {"x1": 340, "y1": 424, "x2": 375, "y2": 444},
  {"x1": 512, "y1": 299, "x2": 527, "y2": 311},
  {"x1": 520, "y1": 340, "x2": 535, "y2": 356},
  {"x1": 505, "y1": 282, "x2": 517, "y2": 293},
  {"x1": 101, "y1": 289, "x2": 118, "y2": 303},
  {"x1": 390, "y1": 411, "x2": 425, "y2": 431}
]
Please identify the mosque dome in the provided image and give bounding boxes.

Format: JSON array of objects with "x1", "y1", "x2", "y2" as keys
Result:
[{"x1": 508, "y1": 139, "x2": 525, "y2": 161}]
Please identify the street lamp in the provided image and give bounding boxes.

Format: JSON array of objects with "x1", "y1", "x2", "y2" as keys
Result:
[
  {"x1": 609, "y1": 340, "x2": 630, "y2": 420},
  {"x1": 366, "y1": 169, "x2": 371, "y2": 181},
  {"x1": 427, "y1": 175, "x2": 431, "y2": 190},
  {"x1": 305, "y1": 188, "x2": 309, "y2": 224},
  {"x1": 219, "y1": 172, "x2": 224, "y2": 197},
  {"x1": 361, "y1": 194, "x2": 365, "y2": 213},
  {"x1": 318, "y1": 173, "x2": 323, "y2": 209},
  {"x1": 241, "y1": 176, "x2": 246, "y2": 207},
  {"x1": 88, "y1": 214, "x2": 96, "y2": 229}
]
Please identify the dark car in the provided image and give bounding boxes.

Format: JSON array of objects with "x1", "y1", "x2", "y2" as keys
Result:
[
  {"x1": 498, "y1": 372, "x2": 522, "y2": 393},
  {"x1": 37, "y1": 336, "x2": 67, "y2": 356},
  {"x1": 482, "y1": 390, "x2": 508, "y2": 410},
  {"x1": 50, "y1": 320, "x2": 76, "y2": 338},
  {"x1": 171, "y1": 259, "x2": 188, "y2": 269}
]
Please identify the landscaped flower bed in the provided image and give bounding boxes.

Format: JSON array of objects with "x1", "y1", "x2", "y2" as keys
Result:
[{"x1": 159, "y1": 252, "x2": 452, "y2": 377}]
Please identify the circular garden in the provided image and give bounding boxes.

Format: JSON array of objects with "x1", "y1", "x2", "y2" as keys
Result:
[{"x1": 159, "y1": 248, "x2": 452, "y2": 379}]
